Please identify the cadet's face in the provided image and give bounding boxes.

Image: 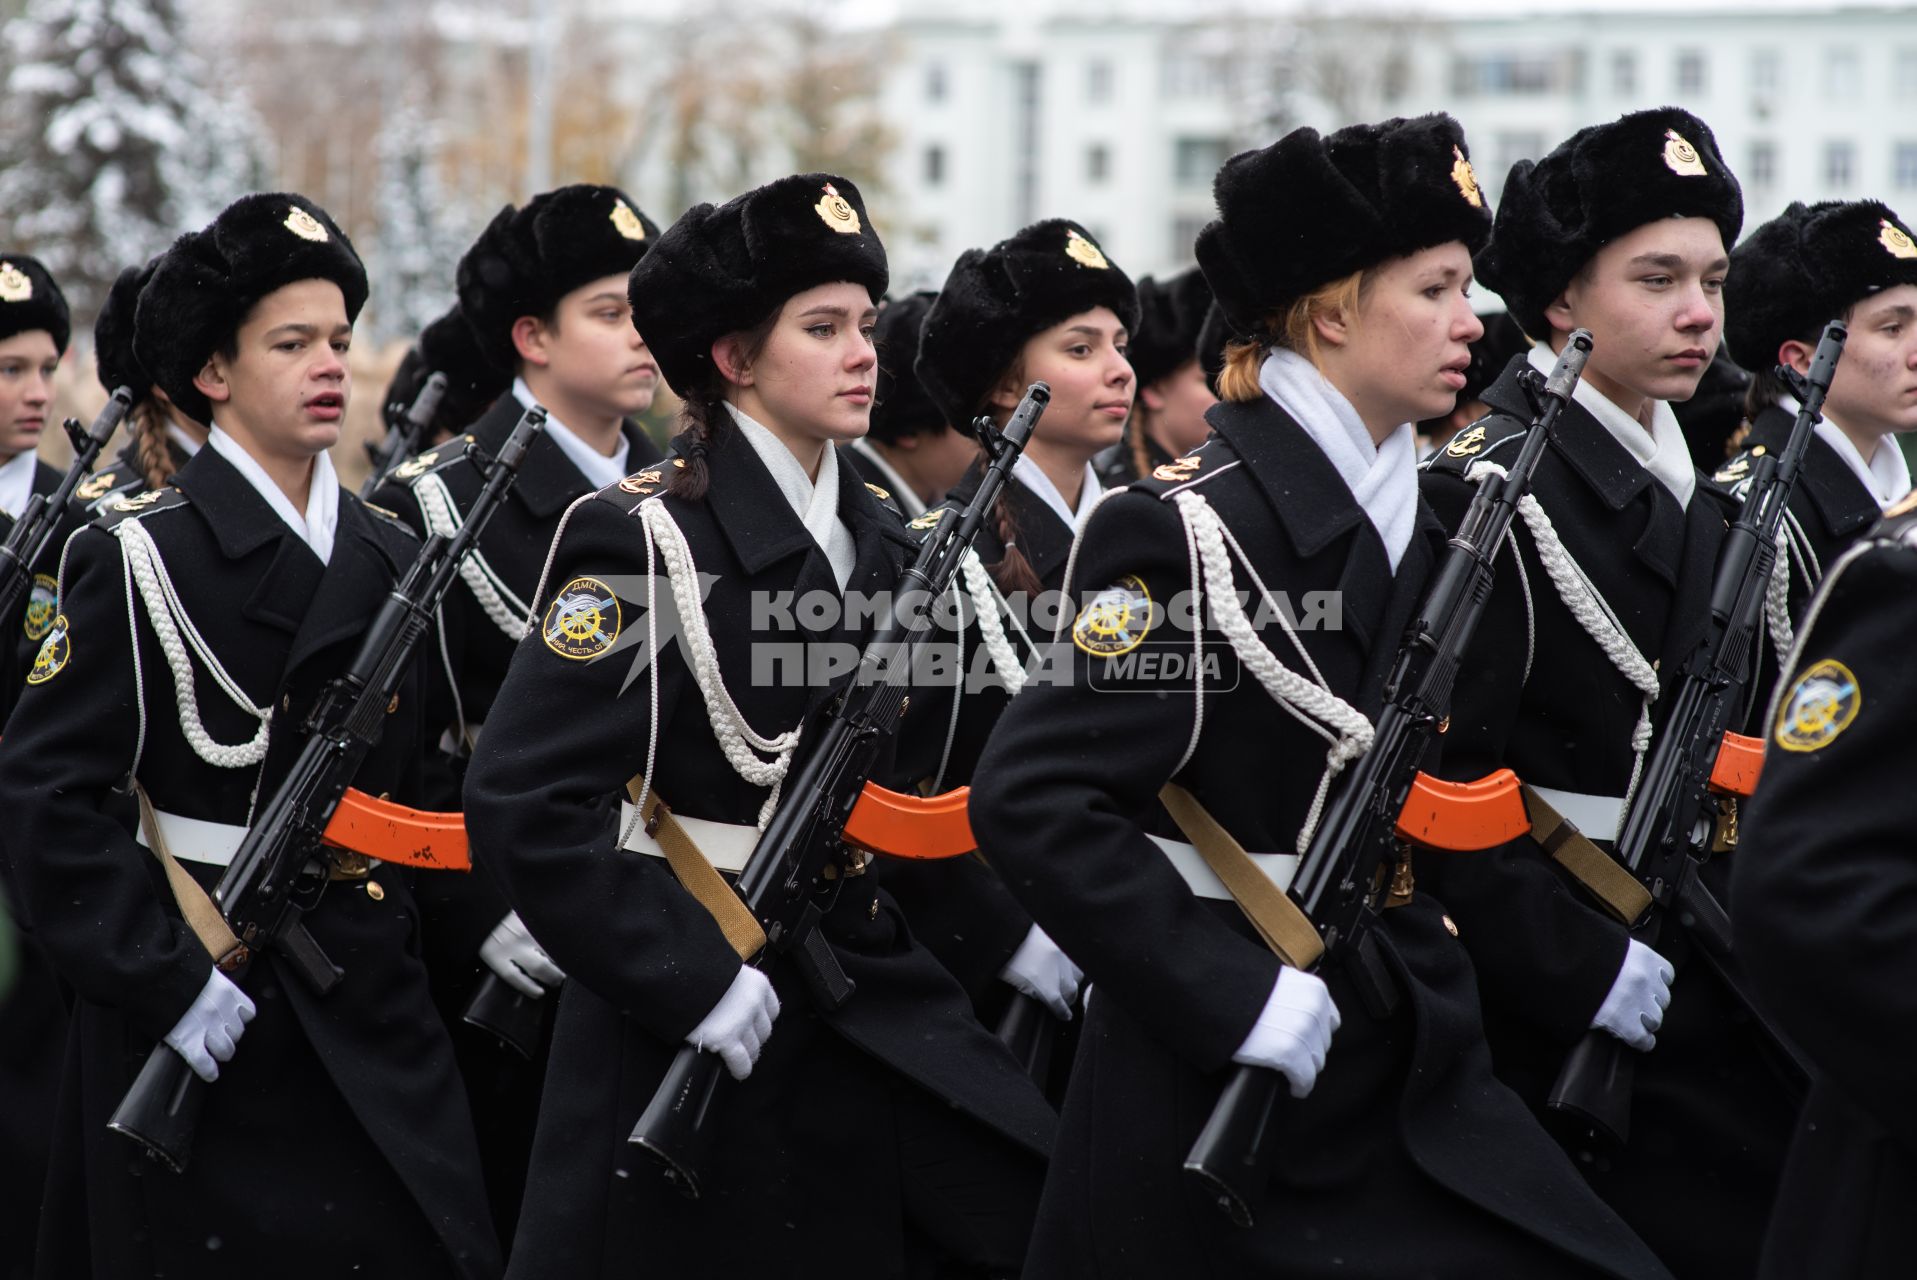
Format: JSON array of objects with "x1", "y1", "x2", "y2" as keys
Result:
[
  {"x1": 200, "y1": 278, "x2": 352, "y2": 461},
  {"x1": 1326, "y1": 242, "x2": 1482, "y2": 434},
  {"x1": 1553, "y1": 216, "x2": 1727, "y2": 411},
  {"x1": 1141, "y1": 358, "x2": 1217, "y2": 456},
  {"x1": 737, "y1": 281, "x2": 879, "y2": 444},
  {"x1": 1820, "y1": 285, "x2": 1917, "y2": 438},
  {"x1": 1003, "y1": 307, "x2": 1134, "y2": 455},
  {"x1": 538, "y1": 274, "x2": 657, "y2": 419},
  {"x1": 0, "y1": 330, "x2": 59, "y2": 463}
]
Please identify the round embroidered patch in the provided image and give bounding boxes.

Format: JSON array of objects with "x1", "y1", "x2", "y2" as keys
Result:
[
  {"x1": 1774, "y1": 658, "x2": 1860, "y2": 753},
  {"x1": 26, "y1": 615, "x2": 69, "y2": 685},
  {"x1": 1072, "y1": 575, "x2": 1154, "y2": 658},
  {"x1": 542, "y1": 577, "x2": 622, "y2": 660},
  {"x1": 23, "y1": 572, "x2": 56, "y2": 641}
]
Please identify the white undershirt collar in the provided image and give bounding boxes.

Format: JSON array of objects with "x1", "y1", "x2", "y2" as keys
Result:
[
  {"x1": 1529, "y1": 344, "x2": 1695, "y2": 508},
  {"x1": 1012, "y1": 453, "x2": 1102, "y2": 533},
  {"x1": 725, "y1": 403, "x2": 857, "y2": 590},
  {"x1": 0, "y1": 449, "x2": 36, "y2": 520},
  {"x1": 513, "y1": 377, "x2": 630, "y2": 490},
  {"x1": 207, "y1": 426, "x2": 339, "y2": 564}
]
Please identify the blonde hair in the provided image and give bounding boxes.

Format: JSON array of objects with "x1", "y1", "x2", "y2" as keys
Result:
[{"x1": 1216, "y1": 270, "x2": 1369, "y2": 403}]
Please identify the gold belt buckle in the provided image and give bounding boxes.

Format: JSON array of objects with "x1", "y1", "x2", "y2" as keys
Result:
[
  {"x1": 328, "y1": 850, "x2": 373, "y2": 881},
  {"x1": 842, "y1": 847, "x2": 872, "y2": 878}
]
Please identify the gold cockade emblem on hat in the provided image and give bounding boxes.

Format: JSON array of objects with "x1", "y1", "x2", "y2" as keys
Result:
[
  {"x1": 1064, "y1": 228, "x2": 1110, "y2": 270},
  {"x1": 1662, "y1": 130, "x2": 1707, "y2": 177},
  {"x1": 1451, "y1": 146, "x2": 1483, "y2": 209},
  {"x1": 610, "y1": 199, "x2": 648, "y2": 241},
  {"x1": 285, "y1": 207, "x2": 330, "y2": 242},
  {"x1": 1879, "y1": 219, "x2": 1917, "y2": 260},
  {"x1": 815, "y1": 183, "x2": 862, "y2": 235},
  {"x1": 0, "y1": 262, "x2": 32, "y2": 303}
]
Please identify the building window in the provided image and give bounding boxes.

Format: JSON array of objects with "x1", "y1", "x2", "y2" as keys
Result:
[
  {"x1": 924, "y1": 144, "x2": 946, "y2": 187},
  {"x1": 1451, "y1": 53, "x2": 1562, "y2": 96},
  {"x1": 1896, "y1": 142, "x2": 1917, "y2": 190},
  {"x1": 1086, "y1": 143, "x2": 1110, "y2": 184},
  {"x1": 1826, "y1": 140, "x2": 1855, "y2": 190},
  {"x1": 1161, "y1": 50, "x2": 1226, "y2": 98},
  {"x1": 1824, "y1": 48, "x2": 1861, "y2": 101},
  {"x1": 925, "y1": 63, "x2": 947, "y2": 103},
  {"x1": 1013, "y1": 62, "x2": 1041, "y2": 225},
  {"x1": 1488, "y1": 131, "x2": 1544, "y2": 200},
  {"x1": 1897, "y1": 48, "x2": 1917, "y2": 100},
  {"x1": 1174, "y1": 136, "x2": 1230, "y2": 187},
  {"x1": 1611, "y1": 50, "x2": 1636, "y2": 96},
  {"x1": 1381, "y1": 53, "x2": 1410, "y2": 103},
  {"x1": 1751, "y1": 48, "x2": 1780, "y2": 96},
  {"x1": 1087, "y1": 59, "x2": 1113, "y2": 103},
  {"x1": 1171, "y1": 215, "x2": 1208, "y2": 265},
  {"x1": 1749, "y1": 140, "x2": 1777, "y2": 187},
  {"x1": 1675, "y1": 49, "x2": 1707, "y2": 95}
]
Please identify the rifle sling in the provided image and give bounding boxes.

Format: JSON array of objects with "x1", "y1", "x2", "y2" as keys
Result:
[
  {"x1": 1159, "y1": 783, "x2": 1324, "y2": 970},
  {"x1": 134, "y1": 783, "x2": 244, "y2": 968},
  {"x1": 1522, "y1": 784, "x2": 1652, "y2": 925},
  {"x1": 627, "y1": 781, "x2": 767, "y2": 963}
]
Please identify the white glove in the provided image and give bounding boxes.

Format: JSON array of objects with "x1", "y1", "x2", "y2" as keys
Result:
[
  {"x1": 1591, "y1": 938, "x2": 1675, "y2": 1052},
  {"x1": 1231, "y1": 967, "x2": 1341, "y2": 1099},
  {"x1": 688, "y1": 966, "x2": 781, "y2": 1081},
  {"x1": 479, "y1": 911, "x2": 566, "y2": 997},
  {"x1": 164, "y1": 968, "x2": 257, "y2": 1083},
  {"x1": 999, "y1": 924, "x2": 1085, "y2": 1020}
]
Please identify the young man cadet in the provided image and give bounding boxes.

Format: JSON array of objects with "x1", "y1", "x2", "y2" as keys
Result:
[
  {"x1": 0, "y1": 192, "x2": 499, "y2": 1278},
  {"x1": 1419, "y1": 107, "x2": 1794, "y2": 1279},
  {"x1": 370, "y1": 181, "x2": 666, "y2": 1238},
  {"x1": 1714, "y1": 199, "x2": 1917, "y2": 721}
]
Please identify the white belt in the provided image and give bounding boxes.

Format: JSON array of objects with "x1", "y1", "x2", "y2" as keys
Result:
[
  {"x1": 1530, "y1": 787, "x2": 1625, "y2": 843},
  {"x1": 1149, "y1": 834, "x2": 1297, "y2": 902},
  {"x1": 617, "y1": 801, "x2": 760, "y2": 874},
  {"x1": 437, "y1": 719, "x2": 485, "y2": 757},
  {"x1": 136, "y1": 809, "x2": 248, "y2": 868}
]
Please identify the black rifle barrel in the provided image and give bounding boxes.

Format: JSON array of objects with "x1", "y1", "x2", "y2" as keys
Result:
[
  {"x1": 360, "y1": 370, "x2": 450, "y2": 499},
  {"x1": 0, "y1": 386, "x2": 133, "y2": 620}
]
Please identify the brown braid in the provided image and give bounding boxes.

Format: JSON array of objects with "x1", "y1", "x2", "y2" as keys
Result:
[
  {"x1": 1127, "y1": 405, "x2": 1155, "y2": 481},
  {"x1": 668, "y1": 313, "x2": 781, "y2": 502},
  {"x1": 131, "y1": 398, "x2": 177, "y2": 491}
]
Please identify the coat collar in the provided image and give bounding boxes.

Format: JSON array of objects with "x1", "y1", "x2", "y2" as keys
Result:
[
  {"x1": 470, "y1": 393, "x2": 664, "y2": 520},
  {"x1": 1744, "y1": 404, "x2": 1881, "y2": 540},
  {"x1": 946, "y1": 457, "x2": 1083, "y2": 588}
]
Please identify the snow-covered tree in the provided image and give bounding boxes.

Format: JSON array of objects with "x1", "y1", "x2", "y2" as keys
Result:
[
  {"x1": 369, "y1": 88, "x2": 473, "y2": 344},
  {"x1": 0, "y1": 0, "x2": 268, "y2": 324}
]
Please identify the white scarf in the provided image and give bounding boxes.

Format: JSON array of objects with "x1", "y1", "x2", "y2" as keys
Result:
[
  {"x1": 208, "y1": 427, "x2": 339, "y2": 564},
  {"x1": 1528, "y1": 344, "x2": 1695, "y2": 508},
  {"x1": 1012, "y1": 453, "x2": 1102, "y2": 533},
  {"x1": 0, "y1": 448, "x2": 36, "y2": 520},
  {"x1": 514, "y1": 378, "x2": 630, "y2": 490},
  {"x1": 847, "y1": 437, "x2": 928, "y2": 518},
  {"x1": 1791, "y1": 394, "x2": 1916, "y2": 509},
  {"x1": 1259, "y1": 349, "x2": 1418, "y2": 573},
  {"x1": 726, "y1": 403, "x2": 857, "y2": 590}
]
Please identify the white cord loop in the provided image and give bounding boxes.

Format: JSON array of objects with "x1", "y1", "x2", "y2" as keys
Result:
[{"x1": 416, "y1": 472, "x2": 531, "y2": 639}]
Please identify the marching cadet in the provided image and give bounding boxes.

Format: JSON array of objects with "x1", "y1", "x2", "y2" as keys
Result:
[
  {"x1": 968, "y1": 114, "x2": 1669, "y2": 1278},
  {"x1": 879, "y1": 218, "x2": 1139, "y2": 1027},
  {"x1": 1715, "y1": 199, "x2": 1917, "y2": 722},
  {"x1": 369, "y1": 182, "x2": 665, "y2": 1240},
  {"x1": 0, "y1": 193, "x2": 500, "y2": 1278},
  {"x1": 0, "y1": 251, "x2": 76, "y2": 1280},
  {"x1": 74, "y1": 259, "x2": 208, "y2": 514},
  {"x1": 1732, "y1": 465, "x2": 1917, "y2": 1279},
  {"x1": 1417, "y1": 107, "x2": 1792, "y2": 1277},
  {"x1": 838, "y1": 290, "x2": 976, "y2": 518},
  {"x1": 462, "y1": 172, "x2": 1054, "y2": 1277},
  {"x1": 1093, "y1": 266, "x2": 1216, "y2": 488}
]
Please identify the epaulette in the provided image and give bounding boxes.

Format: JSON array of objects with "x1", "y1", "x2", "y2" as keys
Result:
[
  {"x1": 1707, "y1": 443, "x2": 1765, "y2": 502},
  {"x1": 387, "y1": 434, "x2": 477, "y2": 486},
  {"x1": 1420, "y1": 411, "x2": 1527, "y2": 477},
  {"x1": 594, "y1": 458, "x2": 682, "y2": 514},
  {"x1": 905, "y1": 499, "x2": 958, "y2": 540},
  {"x1": 1130, "y1": 434, "x2": 1240, "y2": 502},
  {"x1": 74, "y1": 463, "x2": 134, "y2": 507},
  {"x1": 1866, "y1": 488, "x2": 1917, "y2": 549},
  {"x1": 356, "y1": 498, "x2": 419, "y2": 537},
  {"x1": 90, "y1": 485, "x2": 189, "y2": 530}
]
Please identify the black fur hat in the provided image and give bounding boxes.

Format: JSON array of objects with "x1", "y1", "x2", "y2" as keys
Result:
[
  {"x1": 383, "y1": 304, "x2": 509, "y2": 435},
  {"x1": 135, "y1": 193, "x2": 368, "y2": 424},
  {"x1": 0, "y1": 254, "x2": 71, "y2": 354},
  {"x1": 870, "y1": 291, "x2": 942, "y2": 442},
  {"x1": 456, "y1": 183, "x2": 660, "y2": 372},
  {"x1": 1129, "y1": 268, "x2": 1214, "y2": 389},
  {"x1": 1196, "y1": 300, "x2": 1238, "y2": 394},
  {"x1": 917, "y1": 219, "x2": 1138, "y2": 431},
  {"x1": 1725, "y1": 200, "x2": 1917, "y2": 372},
  {"x1": 629, "y1": 173, "x2": 888, "y2": 396},
  {"x1": 94, "y1": 259, "x2": 158, "y2": 397},
  {"x1": 1477, "y1": 107, "x2": 1743, "y2": 341},
  {"x1": 1196, "y1": 114, "x2": 1490, "y2": 337}
]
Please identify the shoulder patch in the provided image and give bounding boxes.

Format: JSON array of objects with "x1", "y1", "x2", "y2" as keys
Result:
[
  {"x1": 1773, "y1": 658, "x2": 1860, "y2": 753},
  {"x1": 541, "y1": 576, "x2": 622, "y2": 660},
  {"x1": 23, "y1": 572, "x2": 57, "y2": 642},
  {"x1": 391, "y1": 435, "x2": 475, "y2": 486},
  {"x1": 1712, "y1": 454, "x2": 1752, "y2": 485},
  {"x1": 91, "y1": 485, "x2": 189, "y2": 530},
  {"x1": 1421, "y1": 413, "x2": 1526, "y2": 477},
  {"x1": 619, "y1": 466, "x2": 665, "y2": 496},
  {"x1": 25, "y1": 615, "x2": 70, "y2": 685},
  {"x1": 361, "y1": 501, "x2": 403, "y2": 523},
  {"x1": 1072, "y1": 574, "x2": 1155, "y2": 657}
]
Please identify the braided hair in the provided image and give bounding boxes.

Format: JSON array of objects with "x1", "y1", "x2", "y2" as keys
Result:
[
  {"x1": 977, "y1": 358, "x2": 1045, "y2": 599},
  {"x1": 665, "y1": 312, "x2": 779, "y2": 502}
]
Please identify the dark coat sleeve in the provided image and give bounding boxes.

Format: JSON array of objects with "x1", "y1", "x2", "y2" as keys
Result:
[{"x1": 968, "y1": 492, "x2": 1280, "y2": 1072}]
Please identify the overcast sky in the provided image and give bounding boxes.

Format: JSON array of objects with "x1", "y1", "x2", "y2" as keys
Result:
[{"x1": 822, "y1": 0, "x2": 1915, "y2": 23}]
